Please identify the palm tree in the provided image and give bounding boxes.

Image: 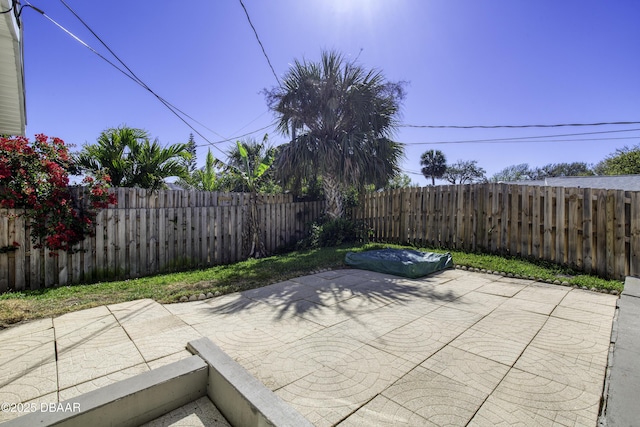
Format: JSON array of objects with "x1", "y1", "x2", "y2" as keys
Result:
[
  {"x1": 77, "y1": 126, "x2": 191, "y2": 190},
  {"x1": 265, "y1": 50, "x2": 405, "y2": 219},
  {"x1": 76, "y1": 126, "x2": 146, "y2": 186},
  {"x1": 192, "y1": 149, "x2": 219, "y2": 191},
  {"x1": 232, "y1": 140, "x2": 274, "y2": 258},
  {"x1": 223, "y1": 135, "x2": 277, "y2": 193},
  {"x1": 126, "y1": 138, "x2": 191, "y2": 190},
  {"x1": 420, "y1": 149, "x2": 447, "y2": 185}
]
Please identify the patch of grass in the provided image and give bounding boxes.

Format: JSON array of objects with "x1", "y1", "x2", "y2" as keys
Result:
[
  {"x1": 441, "y1": 250, "x2": 623, "y2": 291},
  {"x1": 0, "y1": 246, "x2": 352, "y2": 327},
  {"x1": 0, "y1": 243, "x2": 623, "y2": 328}
]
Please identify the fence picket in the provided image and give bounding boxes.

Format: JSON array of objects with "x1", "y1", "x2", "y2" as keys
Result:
[
  {"x1": 520, "y1": 186, "x2": 530, "y2": 257},
  {"x1": 595, "y1": 190, "x2": 607, "y2": 276},
  {"x1": 509, "y1": 185, "x2": 520, "y2": 256},
  {"x1": 149, "y1": 207, "x2": 158, "y2": 273},
  {"x1": 117, "y1": 209, "x2": 127, "y2": 278},
  {"x1": 606, "y1": 190, "x2": 615, "y2": 278},
  {"x1": 9, "y1": 215, "x2": 24, "y2": 290},
  {"x1": 582, "y1": 188, "x2": 593, "y2": 274},
  {"x1": 58, "y1": 251, "x2": 68, "y2": 287},
  {"x1": 531, "y1": 186, "x2": 541, "y2": 258},
  {"x1": 138, "y1": 208, "x2": 147, "y2": 276},
  {"x1": 499, "y1": 184, "x2": 509, "y2": 253},
  {"x1": 0, "y1": 210, "x2": 9, "y2": 292},
  {"x1": 71, "y1": 243, "x2": 82, "y2": 284},
  {"x1": 28, "y1": 233, "x2": 40, "y2": 290},
  {"x1": 567, "y1": 188, "x2": 579, "y2": 269},
  {"x1": 615, "y1": 190, "x2": 626, "y2": 277}
]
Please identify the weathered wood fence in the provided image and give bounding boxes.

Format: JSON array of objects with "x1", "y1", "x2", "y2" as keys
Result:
[
  {"x1": 3, "y1": 183, "x2": 637, "y2": 290},
  {"x1": 0, "y1": 188, "x2": 323, "y2": 291},
  {"x1": 355, "y1": 183, "x2": 640, "y2": 280}
]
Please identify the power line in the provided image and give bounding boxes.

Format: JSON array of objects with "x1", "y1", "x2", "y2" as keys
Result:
[
  {"x1": 237, "y1": 0, "x2": 280, "y2": 86},
  {"x1": 56, "y1": 0, "x2": 230, "y2": 143},
  {"x1": 28, "y1": 1, "x2": 231, "y2": 158},
  {"x1": 402, "y1": 135, "x2": 640, "y2": 146},
  {"x1": 1, "y1": 0, "x2": 16, "y2": 14},
  {"x1": 194, "y1": 123, "x2": 276, "y2": 148},
  {"x1": 230, "y1": 109, "x2": 271, "y2": 136},
  {"x1": 400, "y1": 127, "x2": 640, "y2": 146},
  {"x1": 399, "y1": 120, "x2": 640, "y2": 129},
  {"x1": 56, "y1": 0, "x2": 229, "y2": 143}
]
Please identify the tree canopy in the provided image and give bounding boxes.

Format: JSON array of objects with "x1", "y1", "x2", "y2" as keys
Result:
[
  {"x1": 264, "y1": 50, "x2": 405, "y2": 218},
  {"x1": 191, "y1": 149, "x2": 219, "y2": 191},
  {"x1": 77, "y1": 126, "x2": 191, "y2": 190},
  {"x1": 594, "y1": 145, "x2": 640, "y2": 175},
  {"x1": 490, "y1": 163, "x2": 533, "y2": 182},
  {"x1": 530, "y1": 162, "x2": 594, "y2": 179},
  {"x1": 443, "y1": 160, "x2": 486, "y2": 184},
  {"x1": 420, "y1": 150, "x2": 447, "y2": 185},
  {"x1": 385, "y1": 173, "x2": 415, "y2": 189},
  {"x1": 219, "y1": 136, "x2": 279, "y2": 193},
  {"x1": 490, "y1": 162, "x2": 595, "y2": 182}
]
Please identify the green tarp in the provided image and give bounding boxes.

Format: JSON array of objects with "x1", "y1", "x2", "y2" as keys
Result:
[{"x1": 345, "y1": 249, "x2": 453, "y2": 278}]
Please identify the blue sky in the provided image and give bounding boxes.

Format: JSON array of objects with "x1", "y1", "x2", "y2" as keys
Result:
[{"x1": 21, "y1": 0, "x2": 640, "y2": 186}]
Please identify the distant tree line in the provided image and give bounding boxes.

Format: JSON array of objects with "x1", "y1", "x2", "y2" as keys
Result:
[{"x1": 418, "y1": 144, "x2": 640, "y2": 185}]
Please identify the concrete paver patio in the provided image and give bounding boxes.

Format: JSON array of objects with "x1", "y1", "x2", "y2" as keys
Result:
[{"x1": 0, "y1": 268, "x2": 618, "y2": 426}]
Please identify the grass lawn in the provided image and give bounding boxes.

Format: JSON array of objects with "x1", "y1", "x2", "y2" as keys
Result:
[{"x1": 0, "y1": 243, "x2": 623, "y2": 328}]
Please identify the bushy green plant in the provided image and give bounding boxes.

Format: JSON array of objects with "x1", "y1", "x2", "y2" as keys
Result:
[{"x1": 297, "y1": 216, "x2": 373, "y2": 249}]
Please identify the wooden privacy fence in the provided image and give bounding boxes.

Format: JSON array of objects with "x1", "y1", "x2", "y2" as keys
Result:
[
  {"x1": 355, "y1": 183, "x2": 640, "y2": 280},
  {"x1": 0, "y1": 188, "x2": 323, "y2": 291}
]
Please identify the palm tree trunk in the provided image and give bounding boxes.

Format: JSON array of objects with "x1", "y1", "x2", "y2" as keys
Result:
[
  {"x1": 323, "y1": 174, "x2": 343, "y2": 219},
  {"x1": 244, "y1": 192, "x2": 266, "y2": 258}
]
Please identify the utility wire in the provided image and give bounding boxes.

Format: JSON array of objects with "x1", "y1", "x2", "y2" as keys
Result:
[
  {"x1": 194, "y1": 123, "x2": 276, "y2": 148},
  {"x1": 28, "y1": 0, "x2": 232, "y2": 159},
  {"x1": 56, "y1": 0, "x2": 281, "y2": 153},
  {"x1": 238, "y1": 0, "x2": 280, "y2": 86},
  {"x1": 32, "y1": 3, "x2": 278, "y2": 154},
  {"x1": 56, "y1": 0, "x2": 229, "y2": 142},
  {"x1": 57, "y1": 0, "x2": 230, "y2": 143},
  {"x1": 1, "y1": 0, "x2": 15, "y2": 14},
  {"x1": 399, "y1": 120, "x2": 640, "y2": 129},
  {"x1": 402, "y1": 135, "x2": 640, "y2": 146},
  {"x1": 400, "y1": 127, "x2": 640, "y2": 146},
  {"x1": 231, "y1": 109, "x2": 270, "y2": 136}
]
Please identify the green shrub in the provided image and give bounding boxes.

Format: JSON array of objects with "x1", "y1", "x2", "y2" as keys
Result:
[{"x1": 298, "y1": 216, "x2": 372, "y2": 249}]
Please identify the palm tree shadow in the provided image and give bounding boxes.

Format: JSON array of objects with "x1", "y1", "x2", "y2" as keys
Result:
[{"x1": 203, "y1": 269, "x2": 460, "y2": 322}]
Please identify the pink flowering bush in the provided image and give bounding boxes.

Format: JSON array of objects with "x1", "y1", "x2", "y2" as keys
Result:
[{"x1": 0, "y1": 134, "x2": 116, "y2": 255}]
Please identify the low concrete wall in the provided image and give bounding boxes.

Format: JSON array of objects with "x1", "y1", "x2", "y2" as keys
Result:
[
  {"x1": 601, "y1": 276, "x2": 640, "y2": 426},
  {"x1": 3, "y1": 356, "x2": 208, "y2": 427},
  {"x1": 5, "y1": 338, "x2": 311, "y2": 427},
  {"x1": 188, "y1": 337, "x2": 313, "y2": 427}
]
